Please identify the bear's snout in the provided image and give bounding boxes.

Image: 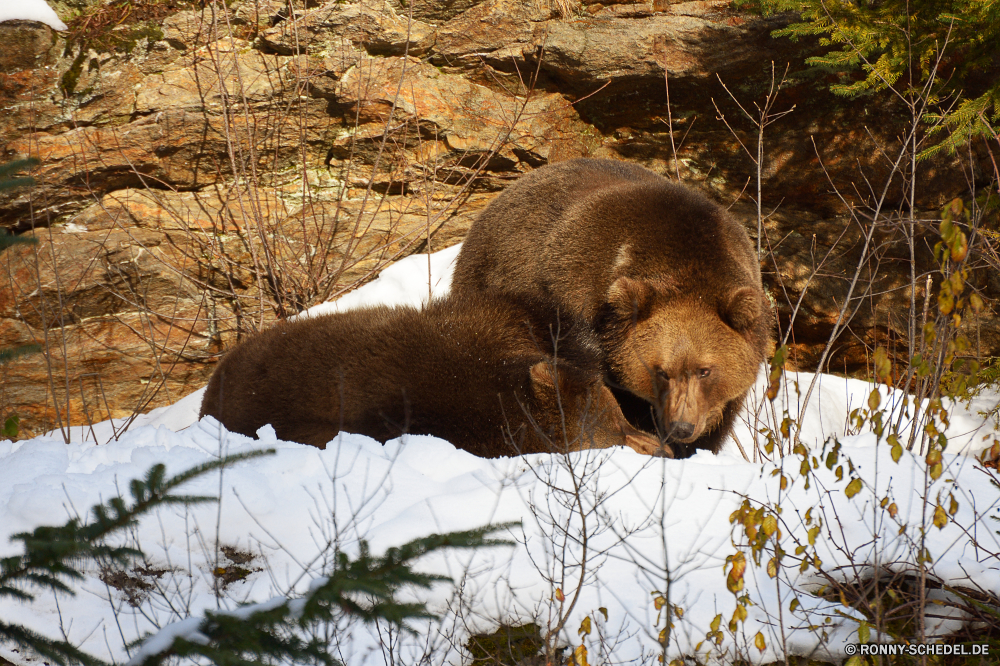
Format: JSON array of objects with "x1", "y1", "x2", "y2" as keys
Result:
[{"x1": 666, "y1": 421, "x2": 695, "y2": 440}]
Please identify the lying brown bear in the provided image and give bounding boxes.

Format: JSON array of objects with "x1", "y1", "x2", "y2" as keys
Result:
[
  {"x1": 199, "y1": 291, "x2": 666, "y2": 458},
  {"x1": 452, "y1": 158, "x2": 772, "y2": 457}
]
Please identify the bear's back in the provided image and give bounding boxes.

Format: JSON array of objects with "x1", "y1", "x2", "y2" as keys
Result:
[
  {"x1": 200, "y1": 292, "x2": 607, "y2": 454},
  {"x1": 453, "y1": 158, "x2": 760, "y2": 323}
]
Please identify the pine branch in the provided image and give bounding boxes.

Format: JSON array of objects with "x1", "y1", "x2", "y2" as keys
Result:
[
  {"x1": 739, "y1": 0, "x2": 1000, "y2": 155},
  {"x1": 129, "y1": 523, "x2": 519, "y2": 666},
  {"x1": 0, "y1": 232, "x2": 38, "y2": 253},
  {"x1": 0, "y1": 344, "x2": 41, "y2": 365},
  {"x1": 0, "y1": 450, "x2": 275, "y2": 666},
  {"x1": 0, "y1": 622, "x2": 105, "y2": 666},
  {"x1": 0, "y1": 157, "x2": 39, "y2": 192}
]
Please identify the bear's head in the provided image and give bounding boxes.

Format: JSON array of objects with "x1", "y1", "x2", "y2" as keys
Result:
[{"x1": 599, "y1": 277, "x2": 766, "y2": 455}]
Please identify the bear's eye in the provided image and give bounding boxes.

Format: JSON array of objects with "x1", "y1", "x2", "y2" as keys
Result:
[
  {"x1": 656, "y1": 369, "x2": 670, "y2": 382},
  {"x1": 698, "y1": 368, "x2": 712, "y2": 379}
]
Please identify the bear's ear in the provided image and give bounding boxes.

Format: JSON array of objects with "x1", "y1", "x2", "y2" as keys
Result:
[
  {"x1": 530, "y1": 361, "x2": 557, "y2": 392},
  {"x1": 606, "y1": 277, "x2": 656, "y2": 322},
  {"x1": 723, "y1": 287, "x2": 760, "y2": 332},
  {"x1": 530, "y1": 360, "x2": 590, "y2": 399}
]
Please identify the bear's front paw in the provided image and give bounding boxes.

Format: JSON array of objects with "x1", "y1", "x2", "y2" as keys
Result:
[{"x1": 625, "y1": 432, "x2": 672, "y2": 458}]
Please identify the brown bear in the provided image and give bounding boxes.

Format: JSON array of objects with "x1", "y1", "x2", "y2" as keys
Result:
[
  {"x1": 451, "y1": 158, "x2": 773, "y2": 457},
  {"x1": 199, "y1": 291, "x2": 667, "y2": 458}
]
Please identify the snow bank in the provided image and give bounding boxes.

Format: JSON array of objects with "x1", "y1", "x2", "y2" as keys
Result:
[
  {"x1": 0, "y1": 0, "x2": 67, "y2": 31},
  {"x1": 2, "y1": 244, "x2": 998, "y2": 665}
]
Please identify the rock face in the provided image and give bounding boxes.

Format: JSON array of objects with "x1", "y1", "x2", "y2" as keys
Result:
[{"x1": 1, "y1": 0, "x2": 997, "y2": 438}]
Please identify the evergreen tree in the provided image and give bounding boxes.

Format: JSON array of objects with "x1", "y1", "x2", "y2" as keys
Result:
[
  {"x1": 0, "y1": 158, "x2": 41, "y2": 253},
  {"x1": 0, "y1": 157, "x2": 40, "y2": 252},
  {"x1": 0, "y1": 157, "x2": 41, "y2": 438},
  {"x1": 0, "y1": 157, "x2": 42, "y2": 438},
  {"x1": 739, "y1": 0, "x2": 1000, "y2": 154}
]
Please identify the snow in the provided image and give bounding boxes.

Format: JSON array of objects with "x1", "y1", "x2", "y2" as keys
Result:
[
  {"x1": 0, "y1": 0, "x2": 67, "y2": 31},
  {"x1": 2, "y1": 244, "x2": 999, "y2": 665}
]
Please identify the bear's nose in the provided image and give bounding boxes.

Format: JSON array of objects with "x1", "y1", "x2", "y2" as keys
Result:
[{"x1": 667, "y1": 421, "x2": 695, "y2": 440}]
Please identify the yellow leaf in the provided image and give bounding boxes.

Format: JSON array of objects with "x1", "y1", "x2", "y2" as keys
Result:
[
  {"x1": 845, "y1": 477, "x2": 863, "y2": 499},
  {"x1": 767, "y1": 557, "x2": 778, "y2": 578},
  {"x1": 858, "y1": 621, "x2": 870, "y2": 643},
  {"x1": 845, "y1": 656, "x2": 866, "y2": 666},
  {"x1": 887, "y1": 502, "x2": 898, "y2": 518},
  {"x1": 939, "y1": 291, "x2": 954, "y2": 315},
  {"x1": 733, "y1": 604, "x2": 747, "y2": 623},
  {"x1": 726, "y1": 552, "x2": 746, "y2": 594},
  {"x1": 891, "y1": 441, "x2": 903, "y2": 463},
  {"x1": 948, "y1": 494, "x2": 958, "y2": 516},
  {"x1": 754, "y1": 631, "x2": 766, "y2": 653},
  {"x1": 710, "y1": 614, "x2": 722, "y2": 633},
  {"x1": 789, "y1": 598, "x2": 799, "y2": 612},
  {"x1": 571, "y1": 644, "x2": 588, "y2": 666},
  {"x1": 808, "y1": 525, "x2": 820, "y2": 546},
  {"x1": 673, "y1": 606, "x2": 683, "y2": 619},
  {"x1": 873, "y1": 347, "x2": 892, "y2": 384},
  {"x1": 970, "y1": 292, "x2": 984, "y2": 313},
  {"x1": 578, "y1": 615, "x2": 592, "y2": 636},
  {"x1": 933, "y1": 504, "x2": 948, "y2": 529},
  {"x1": 555, "y1": 588, "x2": 565, "y2": 602},
  {"x1": 653, "y1": 595, "x2": 666, "y2": 611},
  {"x1": 761, "y1": 514, "x2": 777, "y2": 537},
  {"x1": 951, "y1": 230, "x2": 968, "y2": 262},
  {"x1": 868, "y1": 389, "x2": 881, "y2": 411}
]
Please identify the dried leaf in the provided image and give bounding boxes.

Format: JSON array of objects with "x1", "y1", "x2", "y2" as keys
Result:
[
  {"x1": 726, "y1": 552, "x2": 746, "y2": 593},
  {"x1": 933, "y1": 504, "x2": 949, "y2": 529},
  {"x1": 868, "y1": 389, "x2": 881, "y2": 411}
]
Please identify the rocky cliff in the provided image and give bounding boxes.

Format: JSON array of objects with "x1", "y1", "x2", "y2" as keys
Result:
[{"x1": 1, "y1": 0, "x2": 997, "y2": 438}]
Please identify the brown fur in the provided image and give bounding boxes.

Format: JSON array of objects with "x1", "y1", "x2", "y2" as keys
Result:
[
  {"x1": 452, "y1": 158, "x2": 773, "y2": 456},
  {"x1": 199, "y1": 291, "x2": 666, "y2": 458}
]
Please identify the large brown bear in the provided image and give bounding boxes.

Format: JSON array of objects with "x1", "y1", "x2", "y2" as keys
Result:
[
  {"x1": 199, "y1": 291, "x2": 666, "y2": 458},
  {"x1": 452, "y1": 158, "x2": 772, "y2": 457}
]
